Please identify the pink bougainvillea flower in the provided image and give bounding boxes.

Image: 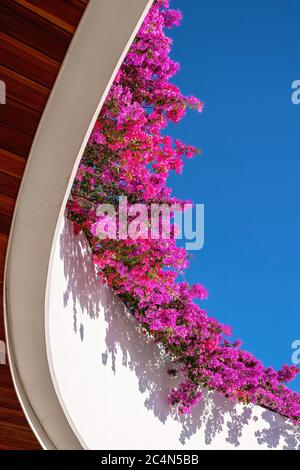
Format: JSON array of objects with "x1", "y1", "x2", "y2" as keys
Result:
[{"x1": 67, "y1": 0, "x2": 300, "y2": 423}]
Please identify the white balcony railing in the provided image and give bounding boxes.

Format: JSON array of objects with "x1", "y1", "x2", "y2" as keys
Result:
[{"x1": 4, "y1": 0, "x2": 153, "y2": 450}]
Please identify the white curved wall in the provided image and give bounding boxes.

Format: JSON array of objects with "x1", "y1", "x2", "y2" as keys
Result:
[
  {"x1": 48, "y1": 217, "x2": 300, "y2": 450},
  {"x1": 4, "y1": 0, "x2": 153, "y2": 449}
]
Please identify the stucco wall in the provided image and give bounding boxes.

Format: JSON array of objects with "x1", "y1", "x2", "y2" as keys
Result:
[{"x1": 47, "y1": 217, "x2": 300, "y2": 450}]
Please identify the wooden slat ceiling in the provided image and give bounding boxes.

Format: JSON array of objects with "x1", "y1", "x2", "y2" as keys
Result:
[{"x1": 0, "y1": 0, "x2": 89, "y2": 450}]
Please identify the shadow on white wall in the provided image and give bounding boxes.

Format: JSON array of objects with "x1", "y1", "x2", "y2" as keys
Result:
[{"x1": 47, "y1": 217, "x2": 300, "y2": 450}]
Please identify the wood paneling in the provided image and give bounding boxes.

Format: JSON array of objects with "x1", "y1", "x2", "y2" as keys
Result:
[
  {"x1": 0, "y1": 98, "x2": 40, "y2": 136},
  {"x1": 0, "y1": 367, "x2": 40, "y2": 450},
  {"x1": 0, "y1": 214, "x2": 11, "y2": 236},
  {"x1": 0, "y1": 0, "x2": 88, "y2": 449},
  {"x1": 14, "y1": 0, "x2": 87, "y2": 33},
  {"x1": 0, "y1": 171, "x2": 20, "y2": 199},
  {"x1": 0, "y1": 32, "x2": 59, "y2": 88},
  {"x1": 0, "y1": 235, "x2": 8, "y2": 285},
  {"x1": 0, "y1": 66, "x2": 48, "y2": 113},
  {"x1": 0, "y1": 281, "x2": 5, "y2": 338},
  {"x1": 0, "y1": 149, "x2": 26, "y2": 178},
  {"x1": 0, "y1": 1, "x2": 72, "y2": 61},
  {"x1": 0, "y1": 122, "x2": 33, "y2": 157},
  {"x1": 0, "y1": 194, "x2": 15, "y2": 219}
]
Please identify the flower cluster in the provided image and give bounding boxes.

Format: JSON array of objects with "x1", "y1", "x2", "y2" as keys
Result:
[{"x1": 67, "y1": 0, "x2": 300, "y2": 423}]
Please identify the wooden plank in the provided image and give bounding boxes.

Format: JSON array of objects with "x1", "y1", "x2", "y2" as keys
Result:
[
  {"x1": 0, "y1": 32, "x2": 59, "y2": 88},
  {"x1": 0, "y1": 384, "x2": 25, "y2": 408},
  {"x1": 0, "y1": 234, "x2": 8, "y2": 285},
  {"x1": 0, "y1": 66, "x2": 49, "y2": 113},
  {"x1": 0, "y1": 194, "x2": 15, "y2": 218},
  {"x1": 0, "y1": 282, "x2": 4, "y2": 339},
  {"x1": 0, "y1": 122, "x2": 33, "y2": 158},
  {"x1": 0, "y1": 368, "x2": 40, "y2": 450},
  {"x1": 0, "y1": 375, "x2": 40, "y2": 450},
  {"x1": 0, "y1": 0, "x2": 72, "y2": 62},
  {"x1": 0, "y1": 407, "x2": 33, "y2": 427},
  {"x1": 0, "y1": 215, "x2": 11, "y2": 235},
  {"x1": 0, "y1": 148, "x2": 26, "y2": 178},
  {"x1": 0, "y1": 426, "x2": 40, "y2": 450},
  {"x1": 0, "y1": 97, "x2": 40, "y2": 136},
  {"x1": 14, "y1": 0, "x2": 87, "y2": 34},
  {"x1": 0, "y1": 0, "x2": 89, "y2": 450},
  {"x1": 0, "y1": 170, "x2": 22, "y2": 199}
]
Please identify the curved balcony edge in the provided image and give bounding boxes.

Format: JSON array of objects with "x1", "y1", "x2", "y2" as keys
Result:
[{"x1": 3, "y1": 0, "x2": 153, "y2": 450}]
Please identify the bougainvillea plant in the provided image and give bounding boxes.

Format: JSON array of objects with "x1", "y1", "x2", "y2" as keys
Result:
[{"x1": 67, "y1": 0, "x2": 300, "y2": 422}]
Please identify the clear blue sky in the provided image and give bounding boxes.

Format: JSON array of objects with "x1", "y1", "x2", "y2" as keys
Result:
[{"x1": 166, "y1": 0, "x2": 300, "y2": 390}]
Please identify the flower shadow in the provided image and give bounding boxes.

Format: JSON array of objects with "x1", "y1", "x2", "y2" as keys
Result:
[{"x1": 60, "y1": 217, "x2": 300, "y2": 449}]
